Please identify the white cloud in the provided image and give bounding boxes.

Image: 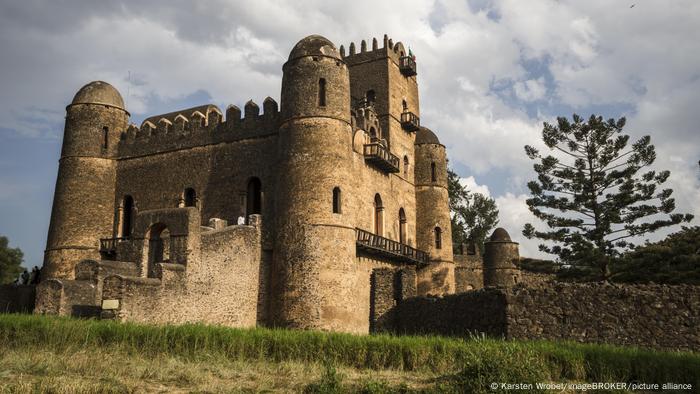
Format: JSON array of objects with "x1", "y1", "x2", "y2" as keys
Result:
[
  {"x1": 513, "y1": 77, "x2": 547, "y2": 102},
  {"x1": 460, "y1": 176, "x2": 492, "y2": 197}
]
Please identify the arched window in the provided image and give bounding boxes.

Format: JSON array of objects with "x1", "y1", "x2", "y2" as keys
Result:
[
  {"x1": 246, "y1": 177, "x2": 262, "y2": 220},
  {"x1": 403, "y1": 155, "x2": 409, "y2": 176},
  {"x1": 120, "y1": 195, "x2": 134, "y2": 238},
  {"x1": 366, "y1": 90, "x2": 376, "y2": 104},
  {"x1": 332, "y1": 187, "x2": 341, "y2": 214},
  {"x1": 369, "y1": 127, "x2": 377, "y2": 140},
  {"x1": 402, "y1": 99, "x2": 408, "y2": 111},
  {"x1": 102, "y1": 127, "x2": 109, "y2": 150},
  {"x1": 434, "y1": 227, "x2": 442, "y2": 249},
  {"x1": 399, "y1": 208, "x2": 407, "y2": 244},
  {"x1": 373, "y1": 194, "x2": 384, "y2": 236},
  {"x1": 431, "y1": 162, "x2": 437, "y2": 182},
  {"x1": 184, "y1": 188, "x2": 197, "y2": 207},
  {"x1": 318, "y1": 78, "x2": 326, "y2": 106}
]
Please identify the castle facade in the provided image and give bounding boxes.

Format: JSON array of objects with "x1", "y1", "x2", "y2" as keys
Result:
[{"x1": 37, "y1": 35, "x2": 519, "y2": 333}]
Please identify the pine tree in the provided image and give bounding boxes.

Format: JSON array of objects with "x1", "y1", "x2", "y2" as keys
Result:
[
  {"x1": 448, "y1": 168, "x2": 499, "y2": 253},
  {"x1": 523, "y1": 114, "x2": 693, "y2": 280}
]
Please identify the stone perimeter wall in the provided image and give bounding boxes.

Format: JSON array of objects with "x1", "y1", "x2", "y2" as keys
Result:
[
  {"x1": 0, "y1": 285, "x2": 35, "y2": 313},
  {"x1": 391, "y1": 283, "x2": 700, "y2": 351}
]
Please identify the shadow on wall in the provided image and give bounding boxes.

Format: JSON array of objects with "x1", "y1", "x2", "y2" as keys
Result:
[{"x1": 0, "y1": 285, "x2": 35, "y2": 313}]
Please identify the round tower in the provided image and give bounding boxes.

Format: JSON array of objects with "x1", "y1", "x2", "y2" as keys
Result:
[
  {"x1": 274, "y1": 35, "x2": 361, "y2": 332},
  {"x1": 414, "y1": 126, "x2": 454, "y2": 295},
  {"x1": 43, "y1": 81, "x2": 129, "y2": 279},
  {"x1": 483, "y1": 227, "x2": 521, "y2": 287}
]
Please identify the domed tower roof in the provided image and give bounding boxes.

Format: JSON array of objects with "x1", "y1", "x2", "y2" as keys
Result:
[
  {"x1": 71, "y1": 81, "x2": 125, "y2": 111},
  {"x1": 415, "y1": 126, "x2": 441, "y2": 145},
  {"x1": 489, "y1": 228, "x2": 512, "y2": 242},
  {"x1": 288, "y1": 35, "x2": 342, "y2": 61}
]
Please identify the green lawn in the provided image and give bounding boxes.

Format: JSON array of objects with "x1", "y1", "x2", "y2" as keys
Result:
[{"x1": 0, "y1": 314, "x2": 697, "y2": 393}]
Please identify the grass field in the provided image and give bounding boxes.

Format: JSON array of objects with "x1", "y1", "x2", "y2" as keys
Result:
[{"x1": 0, "y1": 314, "x2": 698, "y2": 393}]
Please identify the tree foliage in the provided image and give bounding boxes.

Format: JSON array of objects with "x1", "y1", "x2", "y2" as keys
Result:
[
  {"x1": 447, "y1": 168, "x2": 500, "y2": 253},
  {"x1": 612, "y1": 226, "x2": 700, "y2": 285},
  {"x1": 0, "y1": 236, "x2": 24, "y2": 284},
  {"x1": 523, "y1": 114, "x2": 693, "y2": 280}
]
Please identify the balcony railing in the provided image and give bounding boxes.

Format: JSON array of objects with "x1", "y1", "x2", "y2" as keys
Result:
[
  {"x1": 399, "y1": 56, "x2": 417, "y2": 77},
  {"x1": 363, "y1": 142, "x2": 400, "y2": 173},
  {"x1": 400, "y1": 111, "x2": 420, "y2": 132},
  {"x1": 99, "y1": 237, "x2": 129, "y2": 255},
  {"x1": 356, "y1": 228, "x2": 429, "y2": 265}
]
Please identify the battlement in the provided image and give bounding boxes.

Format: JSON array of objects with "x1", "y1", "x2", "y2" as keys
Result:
[
  {"x1": 340, "y1": 34, "x2": 415, "y2": 71},
  {"x1": 117, "y1": 98, "x2": 280, "y2": 157}
]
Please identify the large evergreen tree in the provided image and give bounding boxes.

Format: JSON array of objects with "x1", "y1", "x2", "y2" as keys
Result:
[
  {"x1": 448, "y1": 168, "x2": 499, "y2": 253},
  {"x1": 523, "y1": 114, "x2": 693, "y2": 280},
  {"x1": 0, "y1": 235, "x2": 24, "y2": 284}
]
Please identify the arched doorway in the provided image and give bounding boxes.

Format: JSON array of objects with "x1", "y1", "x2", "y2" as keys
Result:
[
  {"x1": 369, "y1": 127, "x2": 377, "y2": 141},
  {"x1": 399, "y1": 208, "x2": 406, "y2": 244},
  {"x1": 373, "y1": 194, "x2": 383, "y2": 236},
  {"x1": 184, "y1": 188, "x2": 196, "y2": 207},
  {"x1": 146, "y1": 223, "x2": 170, "y2": 278},
  {"x1": 246, "y1": 177, "x2": 262, "y2": 223},
  {"x1": 120, "y1": 195, "x2": 134, "y2": 238}
]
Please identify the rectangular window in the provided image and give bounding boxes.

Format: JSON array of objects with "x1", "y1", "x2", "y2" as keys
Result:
[
  {"x1": 102, "y1": 126, "x2": 109, "y2": 150},
  {"x1": 318, "y1": 78, "x2": 326, "y2": 106}
]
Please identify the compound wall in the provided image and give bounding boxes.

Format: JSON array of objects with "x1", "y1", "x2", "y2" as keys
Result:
[{"x1": 390, "y1": 283, "x2": 700, "y2": 351}]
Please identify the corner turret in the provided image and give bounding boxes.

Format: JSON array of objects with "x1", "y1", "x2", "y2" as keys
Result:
[
  {"x1": 483, "y1": 228, "x2": 521, "y2": 287},
  {"x1": 414, "y1": 126, "x2": 454, "y2": 295},
  {"x1": 44, "y1": 81, "x2": 129, "y2": 279},
  {"x1": 281, "y1": 35, "x2": 348, "y2": 122},
  {"x1": 275, "y1": 35, "x2": 362, "y2": 332}
]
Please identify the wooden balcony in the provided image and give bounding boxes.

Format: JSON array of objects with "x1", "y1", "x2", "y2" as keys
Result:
[
  {"x1": 399, "y1": 56, "x2": 417, "y2": 77},
  {"x1": 400, "y1": 111, "x2": 420, "y2": 132},
  {"x1": 99, "y1": 237, "x2": 129, "y2": 256},
  {"x1": 356, "y1": 228, "x2": 429, "y2": 265},
  {"x1": 363, "y1": 142, "x2": 400, "y2": 173}
]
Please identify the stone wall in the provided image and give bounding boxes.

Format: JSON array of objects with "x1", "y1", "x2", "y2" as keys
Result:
[
  {"x1": 0, "y1": 285, "x2": 35, "y2": 313},
  {"x1": 506, "y1": 283, "x2": 700, "y2": 351},
  {"x1": 392, "y1": 288, "x2": 508, "y2": 337},
  {"x1": 101, "y1": 216, "x2": 262, "y2": 327},
  {"x1": 389, "y1": 283, "x2": 700, "y2": 351},
  {"x1": 368, "y1": 266, "x2": 418, "y2": 333},
  {"x1": 370, "y1": 268, "x2": 396, "y2": 332}
]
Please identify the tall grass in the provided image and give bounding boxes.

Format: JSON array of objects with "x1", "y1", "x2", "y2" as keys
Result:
[{"x1": 1, "y1": 313, "x2": 698, "y2": 392}]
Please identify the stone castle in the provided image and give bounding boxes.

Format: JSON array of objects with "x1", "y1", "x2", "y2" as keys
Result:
[
  {"x1": 34, "y1": 34, "x2": 523, "y2": 333},
  {"x1": 0, "y1": 34, "x2": 693, "y2": 351}
]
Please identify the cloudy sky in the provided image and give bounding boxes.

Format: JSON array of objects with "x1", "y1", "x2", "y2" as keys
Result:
[{"x1": 1, "y1": 0, "x2": 698, "y2": 267}]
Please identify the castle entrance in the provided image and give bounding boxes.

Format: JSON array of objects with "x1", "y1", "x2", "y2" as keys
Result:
[{"x1": 146, "y1": 223, "x2": 170, "y2": 278}]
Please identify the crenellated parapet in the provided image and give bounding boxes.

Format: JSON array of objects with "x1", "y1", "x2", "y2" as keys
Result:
[
  {"x1": 340, "y1": 34, "x2": 415, "y2": 74},
  {"x1": 117, "y1": 99, "x2": 280, "y2": 157}
]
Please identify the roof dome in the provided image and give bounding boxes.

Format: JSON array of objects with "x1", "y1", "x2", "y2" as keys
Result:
[
  {"x1": 288, "y1": 35, "x2": 341, "y2": 61},
  {"x1": 415, "y1": 126, "x2": 441, "y2": 145},
  {"x1": 490, "y1": 228, "x2": 512, "y2": 242},
  {"x1": 71, "y1": 81, "x2": 125, "y2": 110}
]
